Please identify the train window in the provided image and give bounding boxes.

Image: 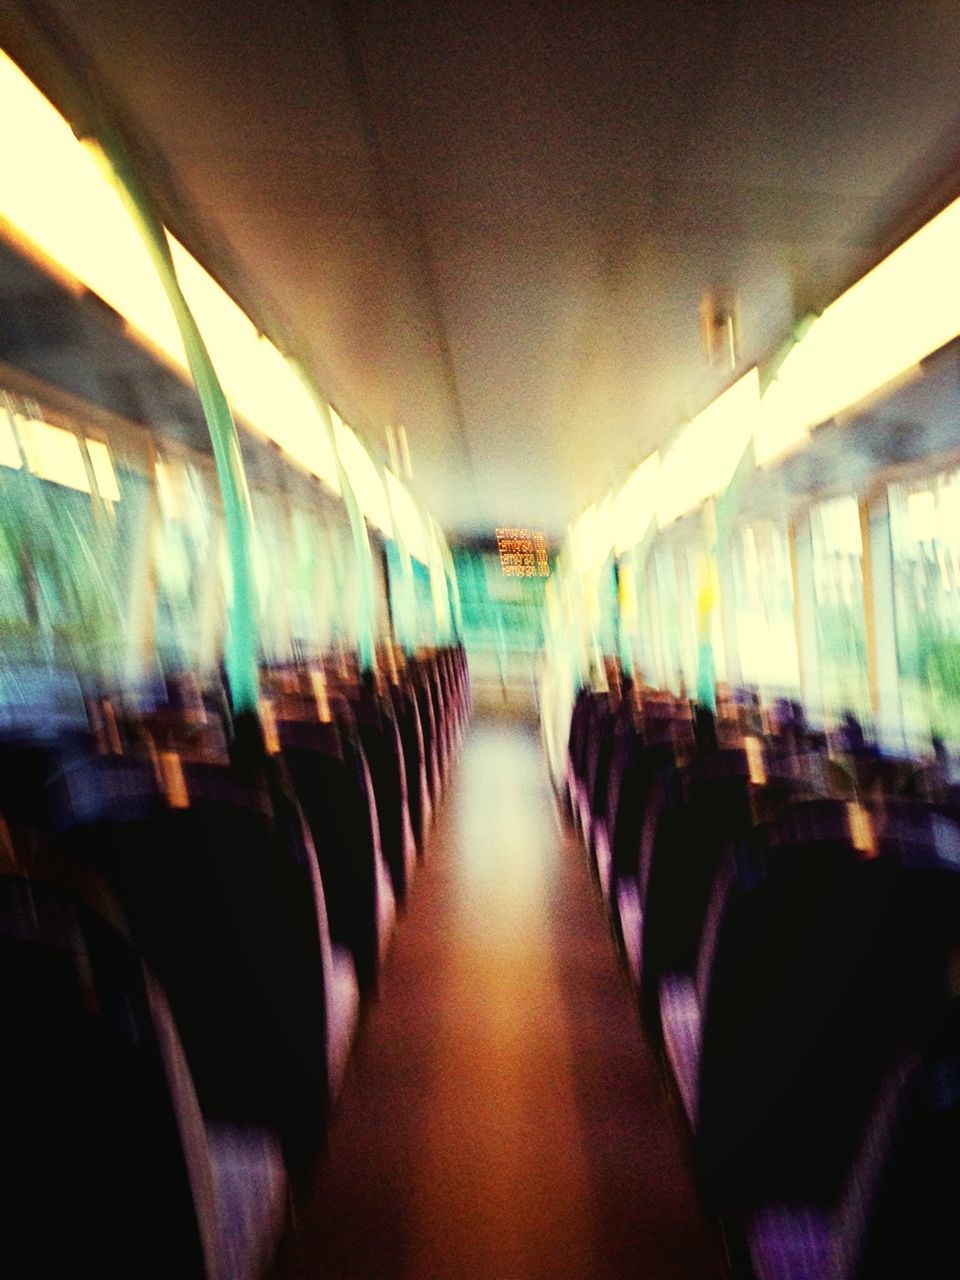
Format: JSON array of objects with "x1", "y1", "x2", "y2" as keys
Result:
[
  {"x1": 809, "y1": 494, "x2": 870, "y2": 725},
  {"x1": 154, "y1": 454, "x2": 220, "y2": 673},
  {"x1": 646, "y1": 527, "x2": 724, "y2": 697},
  {"x1": 17, "y1": 419, "x2": 89, "y2": 494},
  {"x1": 0, "y1": 499, "x2": 31, "y2": 639},
  {"x1": 686, "y1": 539, "x2": 728, "y2": 688},
  {"x1": 729, "y1": 521, "x2": 800, "y2": 696},
  {"x1": 0, "y1": 403, "x2": 23, "y2": 471},
  {"x1": 889, "y1": 472, "x2": 960, "y2": 744},
  {"x1": 250, "y1": 481, "x2": 363, "y2": 665},
  {"x1": 250, "y1": 487, "x2": 292, "y2": 663},
  {"x1": 288, "y1": 505, "x2": 335, "y2": 658},
  {"x1": 332, "y1": 417, "x2": 393, "y2": 537},
  {"x1": 451, "y1": 545, "x2": 548, "y2": 691},
  {"x1": 650, "y1": 544, "x2": 686, "y2": 695},
  {"x1": 0, "y1": 392, "x2": 156, "y2": 683},
  {"x1": 85, "y1": 440, "x2": 121, "y2": 503}
]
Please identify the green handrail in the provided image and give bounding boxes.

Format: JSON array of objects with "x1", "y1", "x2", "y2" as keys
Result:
[
  {"x1": 97, "y1": 131, "x2": 260, "y2": 714},
  {"x1": 289, "y1": 367, "x2": 377, "y2": 674},
  {"x1": 381, "y1": 464, "x2": 419, "y2": 657}
]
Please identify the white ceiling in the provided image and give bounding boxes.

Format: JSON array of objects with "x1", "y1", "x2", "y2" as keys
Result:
[{"x1": 6, "y1": 1, "x2": 960, "y2": 539}]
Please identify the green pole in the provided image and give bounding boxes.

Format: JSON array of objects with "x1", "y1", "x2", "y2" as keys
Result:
[
  {"x1": 290, "y1": 369, "x2": 377, "y2": 674},
  {"x1": 95, "y1": 132, "x2": 260, "y2": 714},
  {"x1": 329, "y1": 417, "x2": 378, "y2": 675},
  {"x1": 381, "y1": 463, "x2": 419, "y2": 656},
  {"x1": 439, "y1": 531, "x2": 463, "y2": 642},
  {"x1": 428, "y1": 515, "x2": 457, "y2": 645}
]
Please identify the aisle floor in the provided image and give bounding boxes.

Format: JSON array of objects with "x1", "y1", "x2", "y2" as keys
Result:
[{"x1": 272, "y1": 714, "x2": 727, "y2": 1280}]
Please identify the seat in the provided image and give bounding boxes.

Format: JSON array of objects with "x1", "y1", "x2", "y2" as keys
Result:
[
  {"x1": 51, "y1": 751, "x2": 331, "y2": 1169},
  {"x1": 390, "y1": 677, "x2": 431, "y2": 852},
  {"x1": 351, "y1": 681, "x2": 412, "y2": 906},
  {"x1": 0, "y1": 874, "x2": 214, "y2": 1279},
  {"x1": 635, "y1": 748, "x2": 754, "y2": 1028},
  {"x1": 279, "y1": 714, "x2": 384, "y2": 993},
  {"x1": 745, "y1": 996, "x2": 960, "y2": 1280},
  {"x1": 667, "y1": 795, "x2": 953, "y2": 1211}
]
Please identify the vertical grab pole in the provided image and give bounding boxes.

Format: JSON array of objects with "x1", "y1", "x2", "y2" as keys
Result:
[
  {"x1": 426, "y1": 514, "x2": 452, "y2": 645},
  {"x1": 291, "y1": 371, "x2": 377, "y2": 675},
  {"x1": 94, "y1": 132, "x2": 260, "y2": 716},
  {"x1": 330, "y1": 416, "x2": 378, "y2": 675},
  {"x1": 382, "y1": 465, "x2": 419, "y2": 657},
  {"x1": 437, "y1": 526, "x2": 463, "y2": 643}
]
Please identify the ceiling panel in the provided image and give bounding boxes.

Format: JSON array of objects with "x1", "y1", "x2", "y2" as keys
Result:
[{"x1": 6, "y1": 0, "x2": 960, "y2": 538}]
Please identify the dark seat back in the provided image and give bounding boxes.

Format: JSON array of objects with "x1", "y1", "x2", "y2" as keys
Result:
[
  {"x1": 0, "y1": 875, "x2": 210, "y2": 1279},
  {"x1": 51, "y1": 753, "x2": 330, "y2": 1165}
]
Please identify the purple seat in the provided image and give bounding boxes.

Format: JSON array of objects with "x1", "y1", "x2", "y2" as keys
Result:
[
  {"x1": 744, "y1": 996, "x2": 958, "y2": 1280},
  {"x1": 659, "y1": 972, "x2": 702, "y2": 1125},
  {"x1": 51, "y1": 752, "x2": 332, "y2": 1168},
  {"x1": 207, "y1": 1123, "x2": 288, "y2": 1280},
  {"x1": 747, "y1": 1205, "x2": 834, "y2": 1280},
  {"x1": 390, "y1": 678, "x2": 431, "y2": 851},
  {"x1": 0, "y1": 875, "x2": 213, "y2": 1279},
  {"x1": 279, "y1": 712, "x2": 386, "y2": 993}
]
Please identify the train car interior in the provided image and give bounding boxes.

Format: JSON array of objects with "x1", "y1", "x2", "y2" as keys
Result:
[{"x1": 0, "y1": 4, "x2": 959, "y2": 1278}]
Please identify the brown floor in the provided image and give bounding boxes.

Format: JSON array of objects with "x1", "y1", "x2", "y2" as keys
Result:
[{"x1": 271, "y1": 713, "x2": 728, "y2": 1280}]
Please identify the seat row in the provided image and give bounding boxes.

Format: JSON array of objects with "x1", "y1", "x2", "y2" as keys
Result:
[
  {"x1": 0, "y1": 645, "x2": 470, "y2": 1280},
  {"x1": 564, "y1": 676, "x2": 959, "y2": 1280}
]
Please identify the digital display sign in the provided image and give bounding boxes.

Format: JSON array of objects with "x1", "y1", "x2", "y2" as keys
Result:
[{"x1": 495, "y1": 527, "x2": 550, "y2": 577}]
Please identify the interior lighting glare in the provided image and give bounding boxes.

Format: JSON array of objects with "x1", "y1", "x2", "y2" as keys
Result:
[
  {"x1": 572, "y1": 499, "x2": 615, "y2": 576},
  {"x1": 15, "y1": 417, "x2": 122, "y2": 498},
  {"x1": 613, "y1": 452, "x2": 660, "y2": 553},
  {"x1": 155, "y1": 455, "x2": 186, "y2": 520},
  {"x1": 428, "y1": 517, "x2": 451, "y2": 633},
  {"x1": 906, "y1": 489, "x2": 937, "y2": 543},
  {"x1": 814, "y1": 494, "x2": 863, "y2": 558},
  {"x1": 170, "y1": 244, "x2": 339, "y2": 491},
  {"x1": 0, "y1": 50, "x2": 187, "y2": 368},
  {"x1": 756, "y1": 193, "x2": 960, "y2": 466},
  {"x1": 328, "y1": 410, "x2": 392, "y2": 536},
  {"x1": 0, "y1": 50, "x2": 339, "y2": 492},
  {"x1": 754, "y1": 361, "x2": 815, "y2": 467},
  {"x1": 617, "y1": 562, "x2": 638, "y2": 623},
  {"x1": 16, "y1": 418, "x2": 86, "y2": 491},
  {"x1": 385, "y1": 469, "x2": 429, "y2": 564},
  {"x1": 85, "y1": 438, "x2": 122, "y2": 501},
  {"x1": 657, "y1": 368, "x2": 760, "y2": 526}
]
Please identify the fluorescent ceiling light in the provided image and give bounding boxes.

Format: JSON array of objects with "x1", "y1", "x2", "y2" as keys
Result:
[
  {"x1": 756, "y1": 194, "x2": 960, "y2": 466},
  {"x1": 171, "y1": 244, "x2": 339, "y2": 490},
  {"x1": 572, "y1": 498, "x2": 615, "y2": 575},
  {"x1": 329, "y1": 410, "x2": 392, "y2": 536},
  {"x1": 0, "y1": 50, "x2": 339, "y2": 492},
  {"x1": 613, "y1": 452, "x2": 660, "y2": 553},
  {"x1": 0, "y1": 50, "x2": 186, "y2": 367},
  {"x1": 657, "y1": 368, "x2": 760, "y2": 526}
]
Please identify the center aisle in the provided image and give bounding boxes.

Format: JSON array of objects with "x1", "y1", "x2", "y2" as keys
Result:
[{"x1": 272, "y1": 713, "x2": 727, "y2": 1280}]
